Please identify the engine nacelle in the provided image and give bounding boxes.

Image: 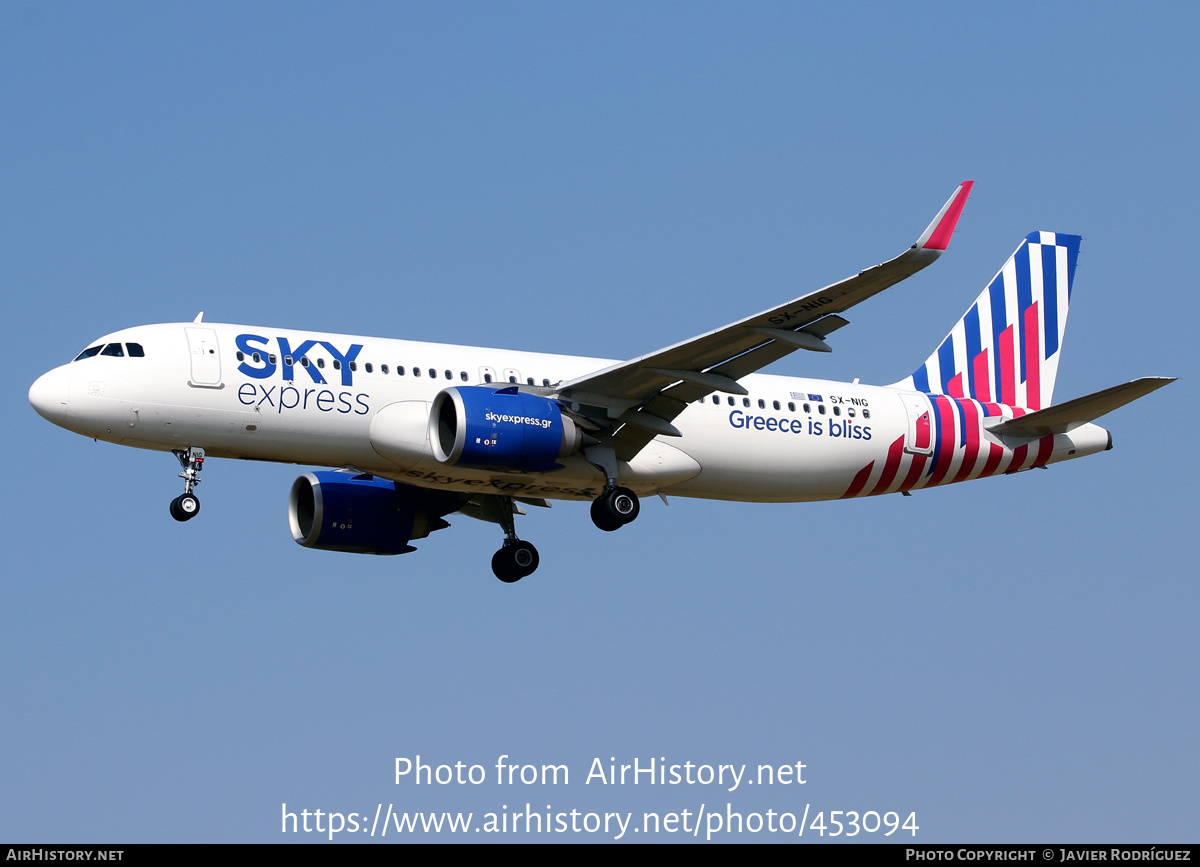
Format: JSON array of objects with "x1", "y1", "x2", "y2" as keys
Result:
[
  {"x1": 289, "y1": 471, "x2": 431, "y2": 555},
  {"x1": 430, "y1": 386, "x2": 582, "y2": 471}
]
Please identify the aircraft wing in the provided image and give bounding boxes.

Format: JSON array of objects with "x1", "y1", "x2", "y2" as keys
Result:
[{"x1": 558, "y1": 181, "x2": 974, "y2": 460}]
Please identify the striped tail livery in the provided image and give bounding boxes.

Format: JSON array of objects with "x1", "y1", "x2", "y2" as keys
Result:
[
  {"x1": 894, "y1": 231, "x2": 1080, "y2": 411},
  {"x1": 838, "y1": 224, "x2": 1175, "y2": 499}
]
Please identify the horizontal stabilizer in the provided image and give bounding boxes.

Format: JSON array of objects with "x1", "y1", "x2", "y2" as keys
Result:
[{"x1": 985, "y1": 377, "x2": 1175, "y2": 437}]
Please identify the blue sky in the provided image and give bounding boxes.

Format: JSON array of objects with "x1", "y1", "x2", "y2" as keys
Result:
[{"x1": 2, "y1": 2, "x2": 1196, "y2": 842}]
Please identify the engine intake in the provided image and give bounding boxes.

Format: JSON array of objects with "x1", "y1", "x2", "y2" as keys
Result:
[
  {"x1": 289, "y1": 471, "x2": 432, "y2": 555},
  {"x1": 430, "y1": 386, "x2": 581, "y2": 471}
]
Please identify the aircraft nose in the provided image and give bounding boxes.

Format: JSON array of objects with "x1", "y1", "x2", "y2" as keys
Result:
[{"x1": 29, "y1": 366, "x2": 70, "y2": 425}]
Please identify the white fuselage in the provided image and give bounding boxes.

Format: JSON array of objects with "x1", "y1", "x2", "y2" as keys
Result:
[{"x1": 29, "y1": 321, "x2": 1112, "y2": 504}]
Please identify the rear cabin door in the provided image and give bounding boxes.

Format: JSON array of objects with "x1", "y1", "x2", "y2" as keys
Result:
[{"x1": 899, "y1": 392, "x2": 934, "y2": 455}]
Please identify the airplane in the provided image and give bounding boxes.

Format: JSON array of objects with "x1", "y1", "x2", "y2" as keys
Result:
[{"x1": 28, "y1": 182, "x2": 1175, "y2": 582}]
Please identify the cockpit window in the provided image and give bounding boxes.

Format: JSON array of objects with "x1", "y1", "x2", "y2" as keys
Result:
[{"x1": 75, "y1": 342, "x2": 145, "y2": 361}]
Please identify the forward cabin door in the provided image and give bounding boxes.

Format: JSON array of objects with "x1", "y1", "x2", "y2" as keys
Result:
[{"x1": 186, "y1": 327, "x2": 223, "y2": 388}]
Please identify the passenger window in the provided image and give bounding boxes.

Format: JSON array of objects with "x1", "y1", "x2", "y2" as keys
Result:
[
  {"x1": 429, "y1": 369, "x2": 436, "y2": 379},
  {"x1": 787, "y1": 402, "x2": 795, "y2": 412},
  {"x1": 803, "y1": 403, "x2": 811, "y2": 413},
  {"x1": 484, "y1": 373, "x2": 492, "y2": 383},
  {"x1": 381, "y1": 364, "x2": 389, "y2": 374},
  {"x1": 848, "y1": 408, "x2": 855, "y2": 417},
  {"x1": 508, "y1": 376, "x2": 517, "y2": 384},
  {"x1": 773, "y1": 400, "x2": 780, "y2": 410},
  {"x1": 349, "y1": 361, "x2": 358, "y2": 372},
  {"x1": 126, "y1": 343, "x2": 145, "y2": 357},
  {"x1": 332, "y1": 359, "x2": 340, "y2": 370},
  {"x1": 444, "y1": 370, "x2": 451, "y2": 380},
  {"x1": 397, "y1": 366, "x2": 405, "y2": 376},
  {"x1": 284, "y1": 355, "x2": 293, "y2": 366},
  {"x1": 301, "y1": 357, "x2": 310, "y2": 367},
  {"x1": 758, "y1": 399, "x2": 766, "y2": 409},
  {"x1": 253, "y1": 352, "x2": 262, "y2": 363},
  {"x1": 413, "y1": 367, "x2": 421, "y2": 377},
  {"x1": 833, "y1": 406, "x2": 841, "y2": 416},
  {"x1": 269, "y1": 354, "x2": 277, "y2": 364},
  {"x1": 742, "y1": 398, "x2": 750, "y2": 407},
  {"x1": 74, "y1": 345, "x2": 102, "y2": 361},
  {"x1": 818, "y1": 405, "x2": 826, "y2": 415},
  {"x1": 365, "y1": 363, "x2": 373, "y2": 373},
  {"x1": 317, "y1": 358, "x2": 325, "y2": 369},
  {"x1": 461, "y1": 371, "x2": 468, "y2": 381},
  {"x1": 712, "y1": 395, "x2": 720, "y2": 405},
  {"x1": 863, "y1": 409, "x2": 871, "y2": 419},
  {"x1": 727, "y1": 397, "x2": 734, "y2": 406},
  {"x1": 236, "y1": 351, "x2": 244, "y2": 361},
  {"x1": 542, "y1": 379, "x2": 550, "y2": 387},
  {"x1": 101, "y1": 343, "x2": 124, "y2": 357},
  {"x1": 527, "y1": 377, "x2": 535, "y2": 385}
]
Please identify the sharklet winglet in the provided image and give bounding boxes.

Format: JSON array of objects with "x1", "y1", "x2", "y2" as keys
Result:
[{"x1": 915, "y1": 180, "x2": 974, "y2": 252}]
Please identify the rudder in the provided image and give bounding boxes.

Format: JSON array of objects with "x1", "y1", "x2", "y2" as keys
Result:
[{"x1": 893, "y1": 232, "x2": 1081, "y2": 410}]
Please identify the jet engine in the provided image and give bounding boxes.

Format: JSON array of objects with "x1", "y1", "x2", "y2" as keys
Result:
[
  {"x1": 430, "y1": 385, "x2": 582, "y2": 471},
  {"x1": 288, "y1": 471, "x2": 449, "y2": 555}
]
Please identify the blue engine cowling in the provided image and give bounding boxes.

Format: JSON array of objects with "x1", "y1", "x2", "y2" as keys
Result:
[
  {"x1": 429, "y1": 386, "x2": 582, "y2": 471},
  {"x1": 289, "y1": 471, "x2": 428, "y2": 555}
]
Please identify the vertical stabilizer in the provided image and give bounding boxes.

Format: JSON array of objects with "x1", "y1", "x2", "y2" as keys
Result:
[{"x1": 893, "y1": 232, "x2": 1081, "y2": 409}]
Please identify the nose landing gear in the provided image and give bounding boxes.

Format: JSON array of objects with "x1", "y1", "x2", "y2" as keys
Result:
[{"x1": 170, "y1": 447, "x2": 205, "y2": 522}]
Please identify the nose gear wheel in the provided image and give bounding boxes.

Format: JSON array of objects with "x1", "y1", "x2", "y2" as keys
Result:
[{"x1": 169, "y1": 492, "x2": 201, "y2": 522}]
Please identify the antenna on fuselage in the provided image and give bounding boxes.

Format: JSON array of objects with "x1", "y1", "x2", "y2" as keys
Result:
[{"x1": 193, "y1": 312, "x2": 204, "y2": 323}]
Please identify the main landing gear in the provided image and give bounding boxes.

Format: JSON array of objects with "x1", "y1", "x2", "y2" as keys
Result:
[
  {"x1": 169, "y1": 447, "x2": 205, "y2": 522},
  {"x1": 489, "y1": 495, "x2": 540, "y2": 583},
  {"x1": 582, "y1": 442, "x2": 641, "y2": 532},
  {"x1": 590, "y1": 486, "x2": 640, "y2": 532},
  {"x1": 492, "y1": 540, "x2": 539, "y2": 584}
]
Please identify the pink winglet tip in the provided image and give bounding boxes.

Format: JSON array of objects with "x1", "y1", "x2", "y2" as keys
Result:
[{"x1": 921, "y1": 180, "x2": 974, "y2": 251}]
